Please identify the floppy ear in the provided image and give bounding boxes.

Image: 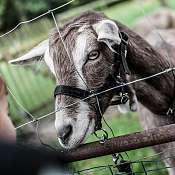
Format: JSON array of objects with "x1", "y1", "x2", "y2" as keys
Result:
[
  {"x1": 93, "y1": 19, "x2": 121, "y2": 52},
  {"x1": 9, "y1": 39, "x2": 49, "y2": 65}
]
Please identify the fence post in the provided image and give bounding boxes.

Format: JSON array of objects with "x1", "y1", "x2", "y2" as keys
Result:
[{"x1": 64, "y1": 124, "x2": 175, "y2": 162}]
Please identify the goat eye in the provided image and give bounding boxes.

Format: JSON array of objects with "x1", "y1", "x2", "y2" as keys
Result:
[{"x1": 88, "y1": 50, "x2": 100, "y2": 60}]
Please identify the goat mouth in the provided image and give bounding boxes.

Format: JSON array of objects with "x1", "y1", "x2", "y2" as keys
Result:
[
  {"x1": 58, "y1": 120, "x2": 92, "y2": 150},
  {"x1": 60, "y1": 128, "x2": 73, "y2": 145}
]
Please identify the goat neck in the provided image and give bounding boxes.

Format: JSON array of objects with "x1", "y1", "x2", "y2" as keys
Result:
[{"x1": 118, "y1": 23, "x2": 174, "y2": 115}]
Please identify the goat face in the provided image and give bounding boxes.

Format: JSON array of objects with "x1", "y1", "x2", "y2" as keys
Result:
[{"x1": 9, "y1": 13, "x2": 121, "y2": 149}]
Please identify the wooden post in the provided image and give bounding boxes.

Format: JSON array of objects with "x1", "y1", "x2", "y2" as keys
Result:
[{"x1": 64, "y1": 124, "x2": 175, "y2": 162}]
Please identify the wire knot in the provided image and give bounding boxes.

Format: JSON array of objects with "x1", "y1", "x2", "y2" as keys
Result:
[{"x1": 94, "y1": 129, "x2": 108, "y2": 144}]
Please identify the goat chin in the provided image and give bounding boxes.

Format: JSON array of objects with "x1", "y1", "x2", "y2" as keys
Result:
[{"x1": 117, "y1": 101, "x2": 131, "y2": 114}]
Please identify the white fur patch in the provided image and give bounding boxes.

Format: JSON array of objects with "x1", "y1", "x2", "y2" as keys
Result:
[
  {"x1": 72, "y1": 30, "x2": 88, "y2": 89},
  {"x1": 165, "y1": 162, "x2": 175, "y2": 175},
  {"x1": 55, "y1": 30, "x2": 95, "y2": 149},
  {"x1": 44, "y1": 47, "x2": 56, "y2": 76},
  {"x1": 55, "y1": 102, "x2": 69, "y2": 134},
  {"x1": 117, "y1": 101, "x2": 130, "y2": 113},
  {"x1": 55, "y1": 101, "x2": 95, "y2": 149},
  {"x1": 69, "y1": 29, "x2": 95, "y2": 147}
]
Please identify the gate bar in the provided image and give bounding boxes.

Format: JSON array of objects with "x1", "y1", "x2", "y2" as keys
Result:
[{"x1": 64, "y1": 124, "x2": 175, "y2": 162}]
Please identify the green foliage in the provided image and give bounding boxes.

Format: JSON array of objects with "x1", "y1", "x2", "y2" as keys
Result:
[
  {"x1": 72, "y1": 0, "x2": 94, "y2": 6},
  {"x1": 0, "y1": 0, "x2": 94, "y2": 32},
  {"x1": 17, "y1": 0, "x2": 69, "y2": 19},
  {"x1": 104, "y1": 0, "x2": 161, "y2": 26},
  {"x1": 0, "y1": 0, "x2": 5, "y2": 16},
  {"x1": 0, "y1": 0, "x2": 20, "y2": 32}
]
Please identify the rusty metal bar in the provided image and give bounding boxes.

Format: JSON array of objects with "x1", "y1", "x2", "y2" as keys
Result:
[{"x1": 64, "y1": 124, "x2": 175, "y2": 162}]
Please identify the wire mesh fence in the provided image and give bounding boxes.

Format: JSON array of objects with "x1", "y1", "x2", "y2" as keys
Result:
[
  {"x1": 0, "y1": 0, "x2": 175, "y2": 175},
  {"x1": 73, "y1": 157, "x2": 170, "y2": 175},
  {"x1": 72, "y1": 144, "x2": 175, "y2": 175}
]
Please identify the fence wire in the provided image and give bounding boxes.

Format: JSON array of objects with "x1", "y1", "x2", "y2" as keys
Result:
[
  {"x1": 0, "y1": 0, "x2": 75, "y2": 38},
  {"x1": 13, "y1": 66, "x2": 175, "y2": 130},
  {"x1": 73, "y1": 160, "x2": 169, "y2": 175},
  {"x1": 3, "y1": 0, "x2": 173, "y2": 131},
  {"x1": 73, "y1": 152, "x2": 175, "y2": 175},
  {"x1": 1, "y1": 0, "x2": 175, "y2": 175}
]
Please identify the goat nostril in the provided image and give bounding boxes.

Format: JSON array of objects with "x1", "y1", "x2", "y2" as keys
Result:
[
  {"x1": 63, "y1": 125, "x2": 72, "y2": 140},
  {"x1": 58, "y1": 125, "x2": 73, "y2": 141}
]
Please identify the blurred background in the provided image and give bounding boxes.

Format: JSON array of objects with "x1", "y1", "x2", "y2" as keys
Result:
[{"x1": 0, "y1": 0, "x2": 175, "y2": 174}]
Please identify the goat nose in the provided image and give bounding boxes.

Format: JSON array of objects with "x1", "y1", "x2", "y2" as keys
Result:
[{"x1": 57, "y1": 124, "x2": 72, "y2": 141}]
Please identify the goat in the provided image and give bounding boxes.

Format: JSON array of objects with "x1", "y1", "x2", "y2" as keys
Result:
[
  {"x1": 0, "y1": 77, "x2": 16, "y2": 141},
  {"x1": 9, "y1": 11, "x2": 175, "y2": 174}
]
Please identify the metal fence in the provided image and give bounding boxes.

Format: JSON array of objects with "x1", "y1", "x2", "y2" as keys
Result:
[
  {"x1": 65, "y1": 124, "x2": 175, "y2": 174},
  {"x1": 73, "y1": 159, "x2": 169, "y2": 175},
  {"x1": 0, "y1": 0, "x2": 175, "y2": 175}
]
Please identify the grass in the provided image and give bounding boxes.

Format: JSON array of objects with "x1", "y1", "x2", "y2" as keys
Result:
[{"x1": 104, "y1": 0, "x2": 162, "y2": 26}]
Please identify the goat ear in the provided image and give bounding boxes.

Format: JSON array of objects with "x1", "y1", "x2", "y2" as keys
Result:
[
  {"x1": 93, "y1": 20, "x2": 121, "y2": 52},
  {"x1": 9, "y1": 40, "x2": 49, "y2": 65}
]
